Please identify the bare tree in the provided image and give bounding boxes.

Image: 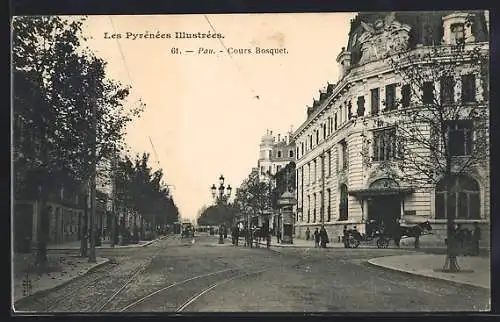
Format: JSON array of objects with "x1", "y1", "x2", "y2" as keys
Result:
[{"x1": 360, "y1": 40, "x2": 488, "y2": 272}]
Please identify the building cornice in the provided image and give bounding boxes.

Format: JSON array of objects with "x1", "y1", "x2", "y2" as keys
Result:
[{"x1": 292, "y1": 42, "x2": 489, "y2": 142}]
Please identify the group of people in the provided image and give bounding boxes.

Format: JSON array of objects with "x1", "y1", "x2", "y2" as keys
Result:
[
  {"x1": 229, "y1": 225, "x2": 282, "y2": 248},
  {"x1": 341, "y1": 224, "x2": 359, "y2": 248},
  {"x1": 231, "y1": 225, "x2": 240, "y2": 246},
  {"x1": 447, "y1": 222, "x2": 482, "y2": 257},
  {"x1": 305, "y1": 226, "x2": 330, "y2": 248}
]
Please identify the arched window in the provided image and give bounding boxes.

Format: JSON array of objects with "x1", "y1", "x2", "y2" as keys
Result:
[
  {"x1": 339, "y1": 184, "x2": 349, "y2": 220},
  {"x1": 435, "y1": 175, "x2": 480, "y2": 220}
]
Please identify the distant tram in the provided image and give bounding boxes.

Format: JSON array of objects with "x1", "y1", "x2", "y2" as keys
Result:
[{"x1": 181, "y1": 222, "x2": 194, "y2": 238}]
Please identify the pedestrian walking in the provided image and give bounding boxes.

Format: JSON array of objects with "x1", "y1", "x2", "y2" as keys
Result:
[
  {"x1": 472, "y1": 222, "x2": 481, "y2": 256},
  {"x1": 235, "y1": 227, "x2": 240, "y2": 246},
  {"x1": 276, "y1": 229, "x2": 281, "y2": 244},
  {"x1": 305, "y1": 227, "x2": 311, "y2": 241},
  {"x1": 313, "y1": 228, "x2": 320, "y2": 248},
  {"x1": 319, "y1": 226, "x2": 329, "y2": 248}
]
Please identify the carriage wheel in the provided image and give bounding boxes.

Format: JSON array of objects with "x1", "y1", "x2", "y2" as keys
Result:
[
  {"x1": 377, "y1": 238, "x2": 390, "y2": 249},
  {"x1": 348, "y1": 237, "x2": 360, "y2": 248}
]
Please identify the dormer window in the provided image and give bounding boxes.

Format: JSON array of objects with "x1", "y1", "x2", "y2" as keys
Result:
[
  {"x1": 451, "y1": 23, "x2": 465, "y2": 45},
  {"x1": 442, "y1": 12, "x2": 475, "y2": 45}
]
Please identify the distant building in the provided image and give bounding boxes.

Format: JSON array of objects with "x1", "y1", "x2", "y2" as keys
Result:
[
  {"x1": 257, "y1": 129, "x2": 296, "y2": 182},
  {"x1": 96, "y1": 158, "x2": 114, "y2": 239}
]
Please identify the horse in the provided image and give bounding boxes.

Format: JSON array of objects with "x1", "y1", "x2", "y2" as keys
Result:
[{"x1": 394, "y1": 221, "x2": 433, "y2": 248}]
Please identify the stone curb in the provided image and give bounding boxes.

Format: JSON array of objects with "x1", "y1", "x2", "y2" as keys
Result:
[
  {"x1": 257, "y1": 241, "x2": 311, "y2": 249},
  {"x1": 13, "y1": 257, "x2": 111, "y2": 308},
  {"x1": 366, "y1": 257, "x2": 490, "y2": 290},
  {"x1": 257, "y1": 241, "x2": 354, "y2": 249},
  {"x1": 46, "y1": 236, "x2": 167, "y2": 252}
]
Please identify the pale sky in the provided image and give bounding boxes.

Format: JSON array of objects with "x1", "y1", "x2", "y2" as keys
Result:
[{"x1": 81, "y1": 13, "x2": 356, "y2": 220}]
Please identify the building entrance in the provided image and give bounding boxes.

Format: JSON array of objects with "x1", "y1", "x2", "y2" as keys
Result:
[{"x1": 367, "y1": 196, "x2": 400, "y2": 236}]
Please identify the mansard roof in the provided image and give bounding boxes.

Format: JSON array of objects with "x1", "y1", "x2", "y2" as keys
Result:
[{"x1": 347, "y1": 11, "x2": 489, "y2": 66}]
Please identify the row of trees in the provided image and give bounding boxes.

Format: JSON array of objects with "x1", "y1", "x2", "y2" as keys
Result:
[
  {"x1": 196, "y1": 204, "x2": 234, "y2": 227},
  {"x1": 197, "y1": 163, "x2": 296, "y2": 229},
  {"x1": 356, "y1": 32, "x2": 489, "y2": 271},
  {"x1": 114, "y1": 152, "x2": 180, "y2": 235},
  {"x1": 13, "y1": 16, "x2": 179, "y2": 265}
]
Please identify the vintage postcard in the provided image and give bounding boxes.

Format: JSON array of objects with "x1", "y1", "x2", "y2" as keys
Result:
[{"x1": 11, "y1": 11, "x2": 491, "y2": 313}]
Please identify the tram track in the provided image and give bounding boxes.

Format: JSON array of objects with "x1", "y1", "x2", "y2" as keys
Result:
[
  {"x1": 95, "y1": 267, "x2": 266, "y2": 312},
  {"x1": 18, "y1": 236, "x2": 271, "y2": 312},
  {"x1": 174, "y1": 269, "x2": 266, "y2": 312},
  {"x1": 17, "y1": 237, "x2": 169, "y2": 312},
  {"x1": 90, "y1": 237, "x2": 239, "y2": 312},
  {"x1": 116, "y1": 268, "x2": 240, "y2": 312},
  {"x1": 95, "y1": 243, "x2": 270, "y2": 312}
]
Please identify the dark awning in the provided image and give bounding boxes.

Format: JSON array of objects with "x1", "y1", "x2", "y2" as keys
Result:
[{"x1": 348, "y1": 187, "x2": 415, "y2": 199}]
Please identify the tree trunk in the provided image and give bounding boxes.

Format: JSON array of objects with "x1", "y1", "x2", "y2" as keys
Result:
[
  {"x1": 443, "y1": 176, "x2": 460, "y2": 272},
  {"x1": 88, "y1": 170, "x2": 97, "y2": 263},
  {"x1": 153, "y1": 215, "x2": 157, "y2": 237},
  {"x1": 141, "y1": 215, "x2": 145, "y2": 240},
  {"x1": 110, "y1": 209, "x2": 116, "y2": 248},
  {"x1": 79, "y1": 187, "x2": 88, "y2": 257},
  {"x1": 133, "y1": 212, "x2": 138, "y2": 242},
  {"x1": 35, "y1": 185, "x2": 48, "y2": 270}
]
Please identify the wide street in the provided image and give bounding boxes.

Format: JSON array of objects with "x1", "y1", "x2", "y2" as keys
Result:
[{"x1": 14, "y1": 235, "x2": 490, "y2": 313}]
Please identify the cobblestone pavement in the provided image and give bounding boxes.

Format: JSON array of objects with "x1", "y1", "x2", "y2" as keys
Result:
[{"x1": 13, "y1": 235, "x2": 490, "y2": 313}]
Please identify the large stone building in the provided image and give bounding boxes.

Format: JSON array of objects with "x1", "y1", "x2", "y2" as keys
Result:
[
  {"x1": 257, "y1": 129, "x2": 296, "y2": 182},
  {"x1": 255, "y1": 129, "x2": 296, "y2": 229},
  {"x1": 292, "y1": 11, "x2": 489, "y2": 245}
]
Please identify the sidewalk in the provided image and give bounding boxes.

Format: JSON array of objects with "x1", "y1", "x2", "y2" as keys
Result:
[
  {"x1": 368, "y1": 254, "x2": 490, "y2": 289},
  {"x1": 12, "y1": 253, "x2": 109, "y2": 304},
  {"x1": 13, "y1": 235, "x2": 168, "y2": 305},
  {"x1": 47, "y1": 235, "x2": 167, "y2": 251}
]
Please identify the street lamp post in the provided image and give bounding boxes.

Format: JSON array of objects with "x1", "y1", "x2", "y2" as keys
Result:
[{"x1": 210, "y1": 174, "x2": 232, "y2": 244}]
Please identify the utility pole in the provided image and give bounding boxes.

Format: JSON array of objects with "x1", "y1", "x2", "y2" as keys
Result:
[{"x1": 110, "y1": 152, "x2": 117, "y2": 248}]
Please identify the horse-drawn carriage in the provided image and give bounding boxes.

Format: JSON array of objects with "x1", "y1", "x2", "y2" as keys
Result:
[
  {"x1": 345, "y1": 226, "x2": 391, "y2": 249},
  {"x1": 345, "y1": 220, "x2": 433, "y2": 249}
]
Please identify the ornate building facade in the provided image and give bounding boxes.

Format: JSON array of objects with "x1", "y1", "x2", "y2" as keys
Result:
[
  {"x1": 257, "y1": 129, "x2": 296, "y2": 182},
  {"x1": 292, "y1": 11, "x2": 489, "y2": 245},
  {"x1": 255, "y1": 129, "x2": 296, "y2": 230}
]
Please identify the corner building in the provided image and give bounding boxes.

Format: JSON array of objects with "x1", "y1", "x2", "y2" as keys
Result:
[
  {"x1": 292, "y1": 11, "x2": 490, "y2": 245},
  {"x1": 258, "y1": 129, "x2": 296, "y2": 182}
]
